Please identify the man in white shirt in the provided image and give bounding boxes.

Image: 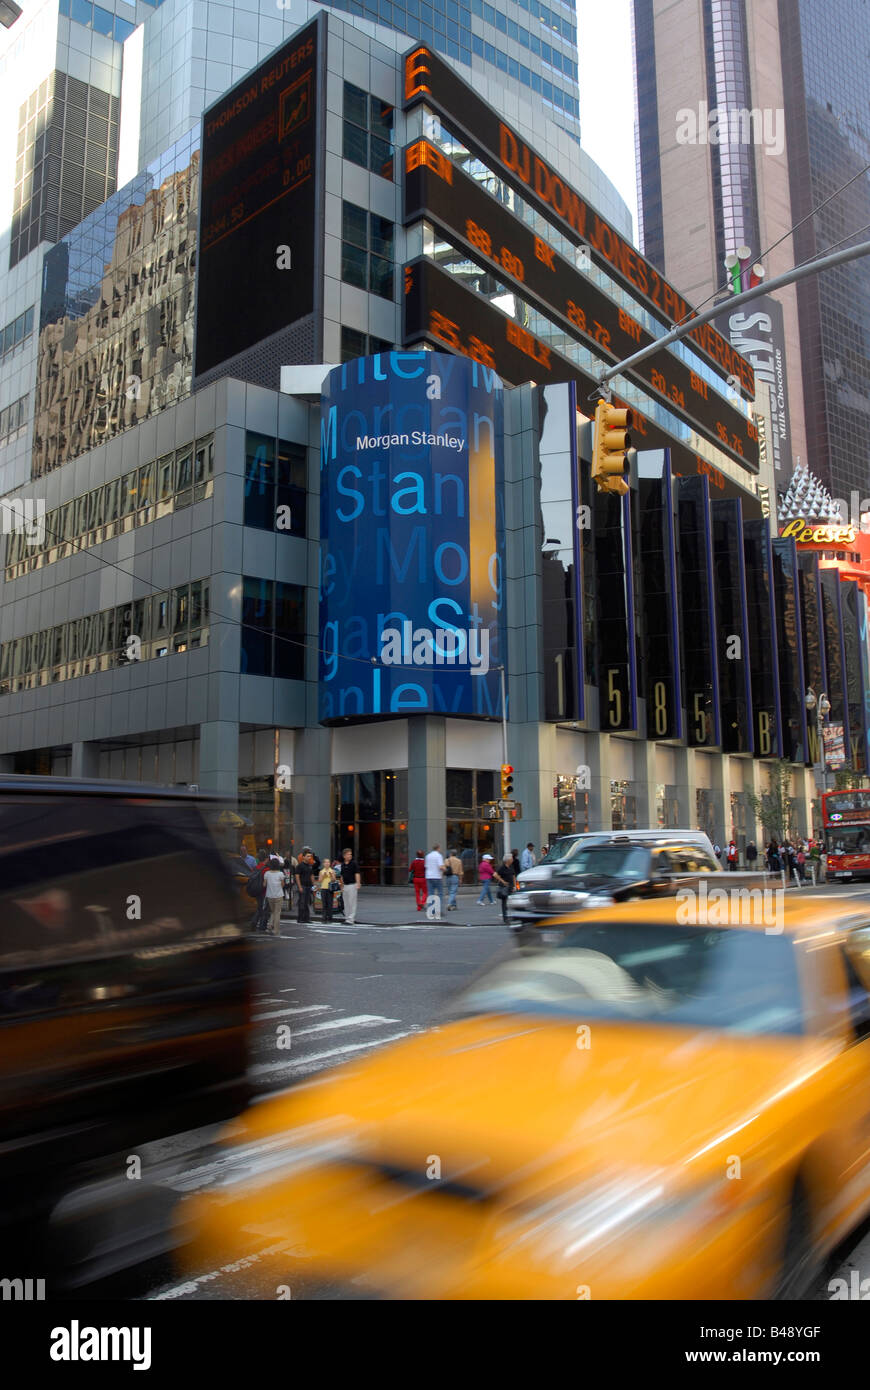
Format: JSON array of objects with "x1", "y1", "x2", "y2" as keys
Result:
[
  {"x1": 520, "y1": 843, "x2": 536, "y2": 872},
  {"x1": 424, "y1": 844, "x2": 444, "y2": 912}
]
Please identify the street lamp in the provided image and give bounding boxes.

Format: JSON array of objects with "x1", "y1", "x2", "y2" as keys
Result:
[{"x1": 805, "y1": 687, "x2": 832, "y2": 795}]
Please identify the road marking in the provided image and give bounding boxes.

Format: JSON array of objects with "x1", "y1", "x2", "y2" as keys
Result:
[
  {"x1": 253, "y1": 1005, "x2": 331, "y2": 1021},
  {"x1": 149, "y1": 1239, "x2": 301, "y2": 1299},
  {"x1": 250, "y1": 1030, "x2": 417, "y2": 1079},
  {"x1": 285, "y1": 1030, "x2": 419, "y2": 1073},
  {"x1": 292, "y1": 1014, "x2": 399, "y2": 1038}
]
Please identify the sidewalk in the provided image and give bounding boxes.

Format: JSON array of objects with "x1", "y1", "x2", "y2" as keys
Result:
[
  {"x1": 280, "y1": 886, "x2": 507, "y2": 927},
  {"x1": 272, "y1": 870, "x2": 835, "y2": 929}
]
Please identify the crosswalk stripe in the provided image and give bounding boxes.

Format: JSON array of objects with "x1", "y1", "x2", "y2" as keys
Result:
[
  {"x1": 253, "y1": 1005, "x2": 331, "y2": 1021},
  {"x1": 292, "y1": 1014, "x2": 399, "y2": 1038},
  {"x1": 249, "y1": 1030, "x2": 417, "y2": 1080}
]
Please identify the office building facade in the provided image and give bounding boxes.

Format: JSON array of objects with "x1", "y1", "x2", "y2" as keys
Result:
[
  {"x1": 632, "y1": 0, "x2": 870, "y2": 507},
  {"x1": 1, "y1": 8, "x2": 866, "y2": 878}
]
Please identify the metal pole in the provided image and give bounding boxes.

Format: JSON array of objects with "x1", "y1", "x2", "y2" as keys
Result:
[
  {"x1": 597, "y1": 238, "x2": 870, "y2": 389},
  {"x1": 500, "y1": 665, "x2": 509, "y2": 862}
]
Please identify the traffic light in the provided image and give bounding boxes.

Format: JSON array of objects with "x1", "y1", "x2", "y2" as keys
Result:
[
  {"x1": 500, "y1": 764, "x2": 514, "y2": 798},
  {"x1": 591, "y1": 399, "x2": 632, "y2": 495}
]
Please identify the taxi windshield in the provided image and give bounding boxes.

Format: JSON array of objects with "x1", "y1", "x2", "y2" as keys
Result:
[{"x1": 451, "y1": 922, "x2": 803, "y2": 1036}]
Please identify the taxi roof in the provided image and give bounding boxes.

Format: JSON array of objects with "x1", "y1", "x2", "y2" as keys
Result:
[{"x1": 547, "y1": 892, "x2": 870, "y2": 940}]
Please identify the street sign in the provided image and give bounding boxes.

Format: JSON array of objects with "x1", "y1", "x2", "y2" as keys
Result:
[{"x1": 498, "y1": 799, "x2": 518, "y2": 811}]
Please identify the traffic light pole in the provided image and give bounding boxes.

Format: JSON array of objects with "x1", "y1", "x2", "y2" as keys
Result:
[
  {"x1": 500, "y1": 664, "x2": 509, "y2": 862},
  {"x1": 595, "y1": 238, "x2": 870, "y2": 392}
]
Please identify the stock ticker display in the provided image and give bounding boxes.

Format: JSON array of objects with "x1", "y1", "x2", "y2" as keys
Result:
[
  {"x1": 402, "y1": 48, "x2": 758, "y2": 430},
  {"x1": 195, "y1": 16, "x2": 322, "y2": 376},
  {"x1": 404, "y1": 140, "x2": 760, "y2": 472}
]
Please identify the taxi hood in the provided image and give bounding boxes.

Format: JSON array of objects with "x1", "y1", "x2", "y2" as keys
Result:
[{"x1": 239, "y1": 1014, "x2": 827, "y2": 1192}]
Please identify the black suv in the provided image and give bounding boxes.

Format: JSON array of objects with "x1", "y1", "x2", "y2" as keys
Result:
[
  {"x1": 509, "y1": 836, "x2": 723, "y2": 945},
  {"x1": 0, "y1": 777, "x2": 253, "y2": 1283}
]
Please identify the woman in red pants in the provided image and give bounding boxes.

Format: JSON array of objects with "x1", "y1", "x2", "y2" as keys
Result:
[{"x1": 411, "y1": 849, "x2": 427, "y2": 911}]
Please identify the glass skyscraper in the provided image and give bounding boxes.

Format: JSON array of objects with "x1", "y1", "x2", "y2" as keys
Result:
[
  {"x1": 322, "y1": 0, "x2": 580, "y2": 124},
  {"x1": 632, "y1": 0, "x2": 870, "y2": 504}
]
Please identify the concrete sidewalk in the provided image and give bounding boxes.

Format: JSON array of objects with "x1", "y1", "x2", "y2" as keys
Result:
[
  {"x1": 272, "y1": 870, "x2": 836, "y2": 929},
  {"x1": 280, "y1": 885, "x2": 507, "y2": 927}
]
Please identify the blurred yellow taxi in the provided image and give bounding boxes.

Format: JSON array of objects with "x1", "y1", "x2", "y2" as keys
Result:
[{"x1": 178, "y1": 896, "x2": 870, "y2": 1299}]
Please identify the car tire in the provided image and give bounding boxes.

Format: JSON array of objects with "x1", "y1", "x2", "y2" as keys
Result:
[{"x1": 772, "y1": 1182, "x2": 820, "y2": 1300}]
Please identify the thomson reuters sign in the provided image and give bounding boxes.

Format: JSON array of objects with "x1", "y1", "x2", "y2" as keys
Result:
[{"x1": 779, "y1": 517, "x2": 857, "y2": 545}]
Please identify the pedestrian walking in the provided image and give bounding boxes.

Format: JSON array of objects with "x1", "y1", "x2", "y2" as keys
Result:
[
  {"x1": 444, "y1": 849, "x2": 463, "y2": 911},
  {"x1": 318, "y1": 859, "x2": 338, "y2": 922},
  {"x1": 340, "y1": 847, "x2": 361, "y2": 923},
  {"x1": 242, "y1": 845, "x2": 257, "y2": 871},
  {"x1": 296, "y1": 850, "x2": 315, "y2": 923},
  {"x1": 424, "y1": 843, "x2": 445, "y2": 913},
  {"x1": 510, "y1": 848, "x2": 521, "y2": 876},
  {"x1": 745, "y1": 840, "x2": 757, "y2": 870},
  {"x1": 410, "y1": 849, "x2": 427, "y2": 912},
  {"x1": 713, "y1": 842, "x2": 722, "y2": 863},
  {"x1": 477, "y1": 853, "x2": 495, "y2": 904},
  {"x1": 726, "y1": 839, "x2": 738, "y2": 870},
  {"x1": 766, "y1": 839, "x2": 780, "y2": 873},
  {"x1": 251, "y1": 850, "x2": 272, "y2": 932},
  {"x1": 493, "y1": 853, "x2": 518, "y2": 924},
  {"x1": 263, "y1": 858, "x2": 286, "y2": 935},
  {"x1": 520, "y1": 843, "x2": 536, "y2": 872},
  {"x1": 796, "y1": 844, "x2": 806, "y2": 883}
]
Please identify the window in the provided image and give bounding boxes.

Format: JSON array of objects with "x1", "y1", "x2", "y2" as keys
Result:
[
  {"x1": 340, "y1": 327, "x2": 393, "y2": 362},
  {"x1": 241, "y1": 577, "x2": 305, "y2": 678},
  {"x1": 243, "y1": 432, "x2": 307, "y2": 537},
  {"x1": 343, "y1": 83, "x2": 394, "y2": 180},
  {"x1": 4, "y1": 435, "x2": 216, "y2": 580},
  {"x1": 341, "y1": 202, "x2": 394, "y2": 300},
  {"x1": 0, "y1": 306, "x2": 34, "y2": 361},
  {"x1": 175, "y1": 447, "x2": 193, "y2": 509},
  {"x1": 0, "y1": 393, "x2": 28, "y2": 445},
  {"x1": 241, "y1": 577, "x2": 273, "y2": 676}
]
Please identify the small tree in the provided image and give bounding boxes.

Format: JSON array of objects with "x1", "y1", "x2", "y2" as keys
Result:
[
  {"x1": 833, "y1": 767, "x2": 867, "y2": 790},
  {"x1": 746, "y1": 760, "x2": 801, "y2": 844}
]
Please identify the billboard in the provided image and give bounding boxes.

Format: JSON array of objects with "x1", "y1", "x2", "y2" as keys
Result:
[
  {"x1": 537, "y1": 383, "x2": 585, "y2": 722},
  {"x1": 636, "y1": 452, "x2": 682, "y2": 741},
  {"x1": 716, "y1": 295, "x2": 792, "y2": 476},
  {"x1": 677, "y1": 476, "x2": 721, "y2": 747},
  {"x1": 403, "y1": 257, "x2": 763, "y2": 507},
  {"x1": 402, "y1": 46, "x2": 756, "y2": 402},
  {"x1": 319, "y1": 351, "x2": 505, "y2": 721},
  {"x1": 195, "y1": 16, "x2": 322, "y2": 376},
  {"x1": 404, "y1": 141, "x2": 759, "y2": 471}
]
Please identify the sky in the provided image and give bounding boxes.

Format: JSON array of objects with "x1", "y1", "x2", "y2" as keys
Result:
[{"x1": 575, "y1": 0, "x2": 640, "y2": 245}]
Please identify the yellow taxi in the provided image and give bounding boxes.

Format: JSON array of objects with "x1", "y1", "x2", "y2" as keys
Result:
[{"x1": 178, "y1": 895, "x2": 870, "y2": 1299}]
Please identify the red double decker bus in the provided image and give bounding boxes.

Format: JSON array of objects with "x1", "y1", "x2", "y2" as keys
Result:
[{"x1": 822, "y1": 789, "x2": 870, "y2": 881}]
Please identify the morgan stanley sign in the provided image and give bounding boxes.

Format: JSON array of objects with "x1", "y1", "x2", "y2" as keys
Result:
[{"x1": 319, "y1": 351, "x2": 505, "y2": 721}]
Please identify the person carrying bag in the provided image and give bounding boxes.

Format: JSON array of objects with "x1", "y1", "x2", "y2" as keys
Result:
[{"x1": 492, "y1": 853, "x2": 518, "y2": 925}]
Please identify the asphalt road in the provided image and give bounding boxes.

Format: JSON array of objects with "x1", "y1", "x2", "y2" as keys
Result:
[{"x1": 122, "y1": 882, "x2": 870, "y2": 1300}]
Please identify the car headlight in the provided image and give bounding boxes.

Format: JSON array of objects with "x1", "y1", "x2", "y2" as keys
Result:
[
  {"x1": 545, "y1": 891, "x2": 590, "y2": 909},
  {"x1": 512, "y1": 893, "x2": 530, "y2": 908},
  {"x1": 584, "y1": 894, "x2": 615, "y2": 908},
  {"x1": 175, "y1": 1120, "x2": 351, "y2": 1193}
]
